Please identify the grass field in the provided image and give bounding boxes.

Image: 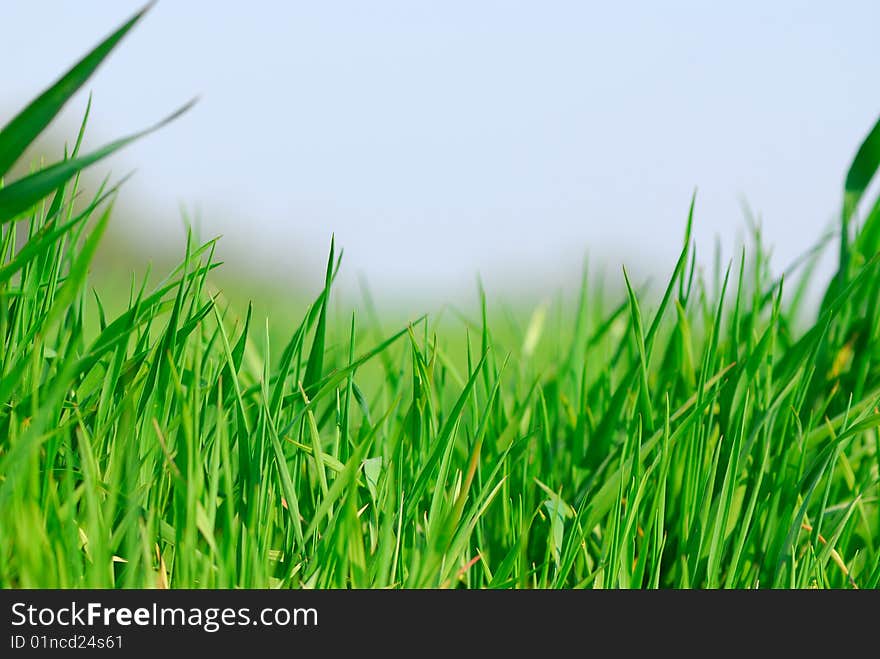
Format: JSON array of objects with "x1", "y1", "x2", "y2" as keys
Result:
[{"x1": 1, "y1": 6, "x2": 879, "y2": 589}]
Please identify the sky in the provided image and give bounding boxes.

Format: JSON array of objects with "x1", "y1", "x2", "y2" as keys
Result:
[{"x1": 3, "y1": 1, "x2": 880, "y2": 301}]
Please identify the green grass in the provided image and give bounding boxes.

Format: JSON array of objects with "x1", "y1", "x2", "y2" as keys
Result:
[{"x1": 1, "y1": 5, "x2": 879, "y2": 589}]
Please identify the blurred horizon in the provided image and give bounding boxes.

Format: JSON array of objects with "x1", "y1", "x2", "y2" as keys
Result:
[{"x1": 3, "y1": 1, "x2": 880, "y2": 305}]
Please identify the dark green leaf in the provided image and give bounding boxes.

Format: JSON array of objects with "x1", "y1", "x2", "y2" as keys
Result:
[{"x1": 0, "y1": 3, "x2": 153, "y2": 177}]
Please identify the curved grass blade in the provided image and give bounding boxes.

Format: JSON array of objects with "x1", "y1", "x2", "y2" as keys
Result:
[
  {"x1": 0, "y1": 2, "x2": 154, "y2": 177},
  {"x1": 838, "y1": 112, "x2": 880, "y2": 281},
  {"x1": 845, "y1": 113, "x2": 880, "y2": 220},
  {"x1": 0, "y1": 99, "x2": 196, "y2": 225}
]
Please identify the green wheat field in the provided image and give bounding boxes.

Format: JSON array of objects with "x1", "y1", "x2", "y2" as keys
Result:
[{"x1": 2, "y1": 6, "x2": 879, "y2": 589}]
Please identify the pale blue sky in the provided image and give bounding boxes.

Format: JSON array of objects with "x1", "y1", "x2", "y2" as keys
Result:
[{"x1": 4, "y1": 1, "x2": 880, "y2": 299}]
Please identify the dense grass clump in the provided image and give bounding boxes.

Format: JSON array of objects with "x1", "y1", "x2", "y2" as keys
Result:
[{"x1": 1, "y1": 6, "x2": 879, "y2": 589}]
